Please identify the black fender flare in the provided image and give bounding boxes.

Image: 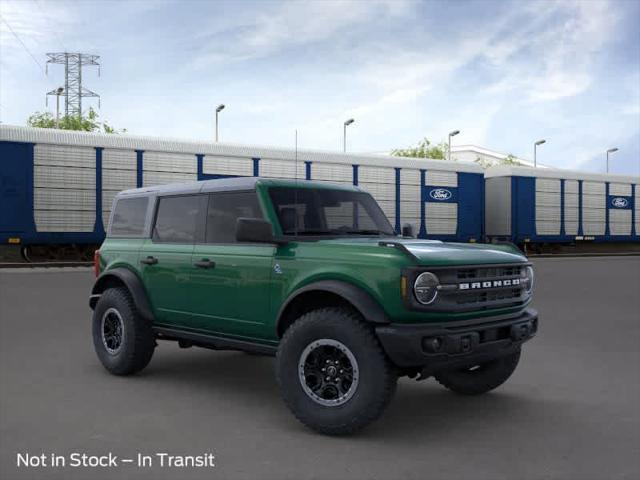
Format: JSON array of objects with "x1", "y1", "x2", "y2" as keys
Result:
[
  {"x1": 89, "y1": 268, "x2": 155, "y2": 323},
  {"x1": 276, "y1": 280, "x2": 389, "y2": 335}
]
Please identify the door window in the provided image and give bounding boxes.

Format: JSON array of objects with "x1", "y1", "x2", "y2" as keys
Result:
[
  {"x1": 205, "y1": 192, "x2": 263, "y2": 243},
  {"x1": 152, "y1": 195, "x2": 202, "y2": 243}
]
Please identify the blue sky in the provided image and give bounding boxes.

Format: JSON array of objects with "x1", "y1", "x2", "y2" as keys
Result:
[{"x1": 1, "y1": 0, "x2": 639, "y2": 175}]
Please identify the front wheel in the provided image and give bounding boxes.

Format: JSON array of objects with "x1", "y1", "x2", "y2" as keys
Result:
[
  {"x1": 276, "y1": 308, "x2": 397, "y2": 435},
  {"x1": 434, "y1": 349, "x2": 521, "y2": 395}
]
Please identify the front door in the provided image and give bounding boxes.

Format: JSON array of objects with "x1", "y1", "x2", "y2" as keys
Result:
[
  {"x1": 189, "y1": 191, "x2": 275, "y2": 339},
  {"x1": 140, "y1": 194, "x2": 206, "y2": 327}
]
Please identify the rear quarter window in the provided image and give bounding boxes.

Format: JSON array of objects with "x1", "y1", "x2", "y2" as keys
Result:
[{"x1": 109, "y1": 197, "x2": 149, "y2": 237}]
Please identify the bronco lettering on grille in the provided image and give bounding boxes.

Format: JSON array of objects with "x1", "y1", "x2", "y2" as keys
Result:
[{"x1": 458, "y1": 278, "x2": 521, "y2": 290}]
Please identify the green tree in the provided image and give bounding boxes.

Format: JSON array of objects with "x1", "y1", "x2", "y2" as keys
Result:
[
  {"x1": 474, "y1": 153, "x2": 522, "y2": 169},
  {"x1": 27, "y1": 107, "x2": 125, "y2": 134},
  {"x1": 391, "y1": 138, "x2": 449, "y2": 160},
  {"x1": 502, "y1": 154, "x2": 521, "y2": 165}
]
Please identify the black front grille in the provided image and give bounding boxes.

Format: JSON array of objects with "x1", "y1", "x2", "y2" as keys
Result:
[
  {"x1": 456, "y1": 265, "x2": 523, "y2": 280},
  {"x1": 456, "y1": 288, "x2": 522, "y2": 305},
  {"x1": 424, "y1": 263, "x2": 530, "y2": 312}
]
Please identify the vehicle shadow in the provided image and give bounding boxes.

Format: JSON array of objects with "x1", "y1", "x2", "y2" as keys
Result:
[{"x1": 132, "y1": 346, "x2": 577, "y2": 444}]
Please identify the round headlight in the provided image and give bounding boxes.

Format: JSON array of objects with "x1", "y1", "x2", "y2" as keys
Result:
[
  {"x1": 524, "y1": 266, "x2": 534, "y2": 294},
  {"x1": 414, "y1": 272, "x2": 439, "y2": 305}
]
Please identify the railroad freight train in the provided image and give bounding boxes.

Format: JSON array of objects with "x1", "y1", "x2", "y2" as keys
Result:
[{"x1": 0, "y1": 125, "x2": 638, "y2": 260}]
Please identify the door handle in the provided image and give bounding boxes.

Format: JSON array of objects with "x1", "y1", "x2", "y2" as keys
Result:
[
  {"x1": 140, "y1": 256, "x2": 158, "y2": 265},
  {"x1": 194, "y1": 259, "x2": 215, "y2": 269}
]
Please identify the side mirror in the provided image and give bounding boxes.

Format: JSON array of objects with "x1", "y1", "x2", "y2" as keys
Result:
[
  {"x1": 401, "y1": 223, "x2": 414, "y2": 238},
  {"x1": 236, "y1": 218, "x2": 282, "y2": 244}
]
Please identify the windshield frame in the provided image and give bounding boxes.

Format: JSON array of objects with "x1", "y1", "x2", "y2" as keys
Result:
[{"x1": 267, "y1": 186, "x2": 397, "y2": 239}]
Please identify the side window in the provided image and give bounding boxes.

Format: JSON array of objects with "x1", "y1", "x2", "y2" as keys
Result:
[
  {"x1": 109, "y1": 197, "x2": 149, "y2": 237},
  {"x1": 152, "y1": 195, "x2": 202, "y2": 243},
  {"x1": 206, "y1": 192, "x2": 263, "y2": 243}
]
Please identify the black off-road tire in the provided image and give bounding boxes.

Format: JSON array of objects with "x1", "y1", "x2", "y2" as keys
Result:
[
  {"x1": 434, "y1": 349, "x2": 521, "y2": 395},
  {"x1": 276, "y1": 307, "x2": 397, "y2": 435},
  {"x1": 92, "y1": 287, "x2": 155, "y2": 376}
]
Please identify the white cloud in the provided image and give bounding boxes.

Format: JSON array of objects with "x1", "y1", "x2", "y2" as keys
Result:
[
  {"x1": 483, "y1": 0, "x2": 619, "y2": 103},
  {"x1": 0, "y1": 0, "x2": 76, "y2": 62},
  {"x1": 1, "y1": 0, "x2": 637, "y2": 174},
  {"x1": 190, "y1": 0, "x2": 412, "y2": 68}
]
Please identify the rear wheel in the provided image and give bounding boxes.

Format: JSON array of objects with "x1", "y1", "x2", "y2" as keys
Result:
[
  {"x1": 92, "y1": 287, "x2": 155, "y2": 375},
  {"x1": 276, "y1": 307, "x2": 397, "y2": 435},
  {"x1": 434, "y1": 349, "x2": 521, "y2": 395}
]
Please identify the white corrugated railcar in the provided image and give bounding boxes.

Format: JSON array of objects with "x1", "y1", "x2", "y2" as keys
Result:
[
  {"x1": 485, "y1": 165, "x2": 639, "y2": 245},
  {"x1": 0, "y1": 125, "x2": 485, "y2": 252}
]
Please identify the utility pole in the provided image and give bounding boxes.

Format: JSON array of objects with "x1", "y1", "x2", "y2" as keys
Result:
[{"x1": 46, "y1": 53, "x2": 100, "y2": 119}]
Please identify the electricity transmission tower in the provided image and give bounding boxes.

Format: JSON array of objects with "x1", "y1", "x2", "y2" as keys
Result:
[{"x1": 46, "y1": 53, "x2": 100, "y2": 118}]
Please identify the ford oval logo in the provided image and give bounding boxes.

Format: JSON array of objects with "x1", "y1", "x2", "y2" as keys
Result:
[
  {"x1": 429, "y1": 188, "x2": 452, "y2": 201},
  {"x1": 611, "y1": 197, "x2": 629, "y2": 208}
]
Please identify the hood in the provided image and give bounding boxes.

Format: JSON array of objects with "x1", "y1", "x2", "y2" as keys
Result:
[
  {"x1": 397, "y1": 239, "x2": 526, "y2": 266},
  {"x1": 316, "y1": 237, "x2": 527, "y2": 266}
]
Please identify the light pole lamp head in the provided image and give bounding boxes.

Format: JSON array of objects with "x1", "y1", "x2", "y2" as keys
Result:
[
  {"x1": 449, "y1": 130, "x2": 460, "y2": 137},
  {"x1": 344, "y1": 118, "x2": 355, "y2": 127},
  {"x1": 56, "y1": 87, "x2": 64, "y2": 95},
  {"x1": 216, "y1": 104, "x2": 225, "y2": 113},
  {"x1": 607, "y1": 147, "x2": 619, "y2": 154},
  {"x1": 535, "y1": 139, "x2": 546, "y2": 146}
]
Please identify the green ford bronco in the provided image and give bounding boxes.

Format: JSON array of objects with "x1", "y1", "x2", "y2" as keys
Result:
[{"x1": 90, "y1": 177, "x2": 537, "y2": 435}]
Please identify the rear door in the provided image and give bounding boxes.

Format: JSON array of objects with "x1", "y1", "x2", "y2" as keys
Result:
[
  {"x1": 190, "y1": 191, "x2": 275, "y2": 339},
  {"x1": 140, "y1": 194, "x2": 206, "y2": 327}
]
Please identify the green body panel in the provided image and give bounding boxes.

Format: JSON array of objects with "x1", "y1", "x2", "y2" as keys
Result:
[
  {"x1": 97, "y1": 178, "x2": 530, "y2": 344},
  {"x1": 97, "y1": 238, "x2": 143, "y2": 271},
  {"x1": 139, "y1": 240, "x2": 195, "y2": 325},
  {"x1": 266, "y1": 238, "x2": 528, "y2": 335},
  {"x1": 190, "y1": 243, "x2": 275, "y2": 338}
]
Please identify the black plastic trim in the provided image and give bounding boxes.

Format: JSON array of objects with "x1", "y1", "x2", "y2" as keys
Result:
[
  {"x1": 89, "y1": 268, "x2": 155, "y2": 323},
  {"x1": 276, "y1": 279, "x2": 389, "y2": 334},
  {"x1": 375, "y1": 308, "x2": 538, "y2": 369},
  {"x1": 377, "y1": 241, "x2": 419, "y2": 262},
  {"x1": 154, "y1": 326, "x2": 277, "y2": 355}
]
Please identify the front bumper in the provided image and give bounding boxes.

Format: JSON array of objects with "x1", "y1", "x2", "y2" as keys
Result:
[{"x1": 375, "y1": 308, "x2": 538, "y2": 372}]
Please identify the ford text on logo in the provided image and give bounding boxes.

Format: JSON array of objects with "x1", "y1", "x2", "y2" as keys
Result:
[
  {"x1": 459, "y1": 278, "x2": 521, "y2": 290},
  {"x1": 611, "y1": 197, "x2": 629, "y2": 208},
  {"x1": 429, "y1": 188, "x2": 452, "y2": 201}
]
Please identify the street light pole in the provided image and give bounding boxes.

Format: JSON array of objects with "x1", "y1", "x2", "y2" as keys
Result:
[
  {"x1": 448, "y1": 130, "x2": 460, "y2": 161},
  {"x1": 534, "y1": 139, "x2": 546, "y2": 167},
  {"x1": 343, "y1": 118, "x2": 354, "y2": 152},
  {"x1": 606, "y1": 148, "x2": 618, "y2": 173},
  {"x1": 215, "y1": 104, "x2": 225, "y2": 142},
  {"x1": 55, "y1": 87, "x2": 64, "y2": 128}
]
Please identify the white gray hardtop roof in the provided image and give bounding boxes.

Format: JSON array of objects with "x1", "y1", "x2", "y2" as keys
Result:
[
  {"x1": 118, "y1": 177, "x2": 361, "y2": 197},
  {"x1": 0, "y1": 124, "x2": 483, "y2": 174},
  {"x1": 485, "y1": 165, "x2": 639, "y2": 184}
]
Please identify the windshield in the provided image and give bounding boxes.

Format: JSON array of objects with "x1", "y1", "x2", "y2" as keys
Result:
[{"x1": 268, "y1": 187, "x2": 396, "y2": 237}]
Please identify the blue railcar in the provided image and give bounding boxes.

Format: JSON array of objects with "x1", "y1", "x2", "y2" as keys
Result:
[
  {"x1": 0, "y1": 125, "x2": 485, "y2": 256},
  {"x1": 484, "y1": 165, "x2": 640, "y2": 246}
]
